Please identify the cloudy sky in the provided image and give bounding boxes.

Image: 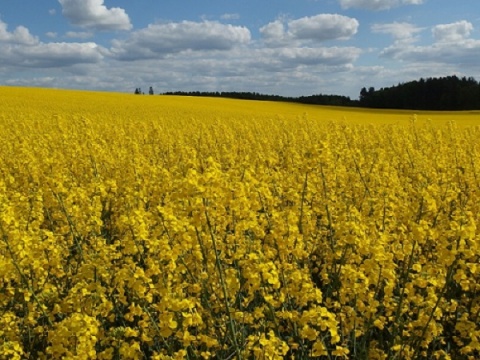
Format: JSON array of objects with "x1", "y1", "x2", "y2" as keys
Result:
[{"x1": 1, "y1": 0, "x2": 479, "y2": 98}]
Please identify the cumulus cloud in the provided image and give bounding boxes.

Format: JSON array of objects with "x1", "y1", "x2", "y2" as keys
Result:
[
  {"x1": 0, "y1": 20, "x2": 38, "y2": 45},
  {"x1": 264, "y1": 46, "x2": 361, "y2": 68},
  {"x1": 371, "y1": 22, "x2": 423, "y2": 40},
  {"x1": 93, "y1": 44, "x2": 361, "y2": 96},
  {"x1": 432, "y1": 21, "x2": 473, "y2": 42},
  {"x1": 260, "y1": 20, "x2": 287, "y2": 46},
  {"x1": 110, "y1": 21, "x2": 251, "y2": 60},
  {"x1": 381, "y1": 40, "x2": 480, "y2": 67},
  {"x1": 1, "y1": 42, "x2": 104, "y2": 68},
  {"x1": 1, "y1": 10, "x2": 362, "y2": 96},
  {"x1": 289, "y1": 14, "x2": 359, "y2": 41},
  {"x1": 377, "y1": 20, "x2": 479, "y2": 69},
  {"x1": 339, "y1": 0, "x2": 423, "y2": 11},
  {"x1": 260, "y1": 14, "x2": 359, "y2": 46},
  {"x1": 65, "y1": 31, "x2": 94, "y2": 39},
  {"x1": 26, "y1": 43, "x2": 102, "y2": 67},
  {"x1": 58, "y1": 0, "x2": 132, "y2": 31},
  {"x1": 72, "y1": 15, "x2": 360, "y2": 95},
  {"x1": 0, "y1": 19, "x2": 104, "y2": 68}
]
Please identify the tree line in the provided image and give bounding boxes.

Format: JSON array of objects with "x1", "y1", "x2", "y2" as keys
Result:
[
  {"x1": 162, "y1": 90, "x2": 357, "y2": 107},
  {"x1": 156, "y1": 75, "x2": 480, "y2": 110},
  {"x1": 359, "y1": 75, "x2": 480, "y2": 110},
  {"x1": 135, "y1": 87, "x2": 154, "y2": 95}
]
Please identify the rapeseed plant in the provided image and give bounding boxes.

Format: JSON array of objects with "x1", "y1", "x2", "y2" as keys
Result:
[{"x1": 0, "y1": 86, "x2": 479, "y2": 359}]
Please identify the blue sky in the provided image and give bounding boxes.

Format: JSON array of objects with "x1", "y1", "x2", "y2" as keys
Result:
[{"x1": 1, "y1": 0, "x2": 479, "y2": 98}]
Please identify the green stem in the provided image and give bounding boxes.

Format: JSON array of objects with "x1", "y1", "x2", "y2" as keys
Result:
[
  {"x1": 203, "y1": 198, "x2": 243, "y2": 360},
  {"x1": 1, "y1": 231, "x2": 53, "y2": 327}
]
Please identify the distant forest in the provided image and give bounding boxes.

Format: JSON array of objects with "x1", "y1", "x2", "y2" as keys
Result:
[
  {"x1": 161, "y1": 75, "x2": 480, "y2": 110},
  {"x1": 359, "y1": 76, "x2": 480, "y2": 110}
]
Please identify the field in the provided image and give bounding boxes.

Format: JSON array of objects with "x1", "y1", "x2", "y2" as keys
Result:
[{"x1": 0, "y1": 86, "x2": 479, "y2": 359}]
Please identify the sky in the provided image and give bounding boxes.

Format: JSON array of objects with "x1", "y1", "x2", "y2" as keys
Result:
[{"x1": 1, "y1": 0, "x2": 479, "y2": 99}]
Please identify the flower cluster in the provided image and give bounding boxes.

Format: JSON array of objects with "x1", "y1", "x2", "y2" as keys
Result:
[{"x1": 0, "y1": 87, "x2": 479, "y2": 359}]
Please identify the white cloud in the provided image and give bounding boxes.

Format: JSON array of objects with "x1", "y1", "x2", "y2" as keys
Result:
[
  {"x1": 378, "y1": 20, "x2": 479, "y2": 69},
  {"x1": 432, "y1": 21, "x2": 473, "y2": 42},
  {"x1": 104, "y1": 15, "x2": 360, "y2": 96},
  {"x1": 88, "y1": 44, "x2": 361, "y2": 96},
  {"x1": 269, "y1": 46, "x2": 361, "y2": 67},
  {"x1": 371, "y1": 22, "x2": 423, "y2": 40},
  {"x1": 58, "y1": 0, "x2": 132, "y2": 31},
  {"x1": 49, "y1": 9, "x2": 57, "y2": 15},
  {"x1": 260, "y1": 14, "x2": 359, "y2": 46},
  {"x1": 0, "y1": 13, "x2": 362, "y2": 96},
  {"x1": 289, "y1": 14, "x2": 359, "y2": 41},
  {"x1": 339, "y1": 0, "x2": 424, "y2": 10},
  {"x1": 0, "y1": 19, "x2": 104, "y2": 68},
  {"x1": 65, "y1": 31, "x2": 94, "y2": 39},
  {"x1": 1, "y1": 42, "x2": 104, "y2": 68},
  {"x1": 110, "y1": 21, "x2": 251, "y2": 60},
  {"x1": 381, "y1": 39, "x2": 480, "y2": 67},
  {"x1": 46, "y1": 32, "x2": 58, "y2": 39},
  {"x1": 0, "y1": 20, "x2": 38, "y2": 45},
  {"x1": 11, "y1": 4, "x2": 478, "y2": 99},
  {"x1": 260, "y1": 20, "x2": 287, "y2": 46}
]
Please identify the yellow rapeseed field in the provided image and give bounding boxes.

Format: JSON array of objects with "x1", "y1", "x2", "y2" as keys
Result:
[{"x1": 0, "y1": 86, "x2": 479, "y2": 359}]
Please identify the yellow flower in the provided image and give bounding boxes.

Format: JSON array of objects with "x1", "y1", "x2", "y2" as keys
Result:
[
  {"x1": 312, "y1": 340, "x2": 327, "y2": 356},
  {"x1": 2, "y1": 85, "x2": 479, "y2": 359}
]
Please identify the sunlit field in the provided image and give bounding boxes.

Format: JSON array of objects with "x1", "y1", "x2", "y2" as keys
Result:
[{"x1": 1, "y1": 86, "x2": 479, "y2": 359}]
